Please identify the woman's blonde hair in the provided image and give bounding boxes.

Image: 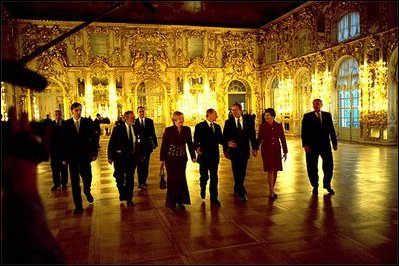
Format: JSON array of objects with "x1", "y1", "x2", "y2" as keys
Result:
[{"x1": 172, "y1": 111, "x2": 184, "y2": 123}]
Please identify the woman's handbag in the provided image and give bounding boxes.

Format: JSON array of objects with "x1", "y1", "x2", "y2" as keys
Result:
[{"x1": 159, "y1": 167, "x2": 167, "y2": 190}]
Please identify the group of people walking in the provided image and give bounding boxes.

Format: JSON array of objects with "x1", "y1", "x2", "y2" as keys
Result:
[{"x1": 48, "y1": 98, "x2": 338, "y2": 215}]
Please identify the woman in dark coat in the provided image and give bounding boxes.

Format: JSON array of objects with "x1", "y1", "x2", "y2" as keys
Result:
[
  {"x1": 257, "y1": 108, "x2": 288, "y2": 199},
  {"x1": 160, "y1": 111, "x2": 196, "y2": 212}
]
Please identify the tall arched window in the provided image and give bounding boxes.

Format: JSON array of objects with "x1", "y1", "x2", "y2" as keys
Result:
[
  {"x1": 337, "y1": 57, "x2": 360, "y2": 128},
  {"x1": 271, "y1": 77, "x2": 279, "y2": 108},
  {"x1": 137, "y1": 79, "x2": 164, "y2": 126},
  {"x1": 266, "y1": 43, "x2": 278, "y2": 64},
  {"x1": 337, "y1": 12, "x2": 360, "y2": 42},
  {"x1": 228, "y1": 80, "x2": 247, "y2": 111},
  {"x1": 293, "y1": 30, "x2": 312, "y2": 56}
]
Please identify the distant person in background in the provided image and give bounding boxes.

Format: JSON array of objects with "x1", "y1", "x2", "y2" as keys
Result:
[
  {"x1": 93, "y1": 113, "x2": 102, "y2": 149},
  {"x1": 135, "y1": 106, "x2": 158, "y2": 189},
  {"x1": 62, "y1": 102, "x2": 98, "y2": 215},
  {"x1": 50, "y1": 109, "x2": 69, "y2": 192},
  {"x1": 43, "y1": 113, "x2": 52, "y2": 126},
  {"x1": 160, "y1": 111, "x2": 196, "y2": 212},
  {"x1": 257, "y1": 108, "x2": 287, "y2": 200}
]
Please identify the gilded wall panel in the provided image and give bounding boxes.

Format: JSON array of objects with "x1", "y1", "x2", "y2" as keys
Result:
[{"x1": 2, "y1": 1, "x2": 396, "y2": 145}]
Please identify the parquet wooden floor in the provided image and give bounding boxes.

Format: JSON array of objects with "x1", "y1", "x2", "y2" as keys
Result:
[{"x1": 37, "y1": 136, "x2": 398, "y2": 264}]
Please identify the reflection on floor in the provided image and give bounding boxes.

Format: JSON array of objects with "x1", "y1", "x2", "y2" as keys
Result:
[{"x1": 37, "y1": 136, "x2": 398, "y2": 264}]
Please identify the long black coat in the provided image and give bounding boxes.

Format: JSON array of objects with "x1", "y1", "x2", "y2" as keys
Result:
[{"x1": 160, "y1": 125, "x2": 196, "y2": 207}]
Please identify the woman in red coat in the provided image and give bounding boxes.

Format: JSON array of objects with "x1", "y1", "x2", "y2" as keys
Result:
[{"x1": 257, "y1": 108, "x2": 288, "y2": 199}]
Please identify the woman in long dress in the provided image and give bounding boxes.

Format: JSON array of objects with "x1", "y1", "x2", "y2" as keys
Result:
[
  {"x1": 257, "y1": 108, "x2": 288, "y2": 199},
  {"x1": 160, "y1": 111, "x2": 196, "y2": 212}
]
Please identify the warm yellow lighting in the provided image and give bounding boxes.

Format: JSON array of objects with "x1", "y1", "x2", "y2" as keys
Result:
[
  {"x1": 277, "y1": 77, "x2": 293, "y2": 115},
  {"x1": 32, "y1": 96, "x2": 40, "y2": 121},
  {"x1": 177, "y1": 77, "x2": 216, "y2": 125},
  {"x1": 108, "y1": 80, "x2": 117, "y2": 121},
  {"x1": 359, "y1": 59, "x2": 388, "y2": 127},
  {"x1": 359, "y1": 59, "x2": 388, "y2": 114},
  {"x1": 311, "y1": 67, "x2": 332, "y2": 111},
  {"x1": 1, "y1": 81, "x2": 8, "y2": 120},
  {"x1": 84, "y1": 83, "x2": 93, "y2": 117}
]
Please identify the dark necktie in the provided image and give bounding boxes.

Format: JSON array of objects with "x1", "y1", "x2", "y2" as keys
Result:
[
  {"x1": 237, "y1": 118, "x2": 242, "y2": 136},
  {"x1": 210, "y1": 122, "x2": 215, "y2": 133},
  {"x1": 141, "y1": 119, "x2": 144, "y2": 128},
  {"x1": 75, "y1": 120, "x2": 80, "y2": 133},
  {"x1": 316, "y1": 112, "x2": 322, "y2": 124},
  {"x1": 128, "y1": 125, "x2": 133, "y2": 142}
]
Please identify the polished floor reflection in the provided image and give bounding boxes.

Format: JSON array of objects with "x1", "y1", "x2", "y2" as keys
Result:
[{"x1": 37, "y1": 136, "x2": 398, "y2": 264}]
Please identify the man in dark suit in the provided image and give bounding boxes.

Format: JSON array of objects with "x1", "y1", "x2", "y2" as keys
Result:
[
  {"x1": 93, "y1": 113, "x2": 102, "y2": 149},
  {"x1": 223, "y1": 103, "x2": 259, "y2": 202},
  {"x1": 301, "y1": 98, "x2": 338, "y2": 196},
  {"x1": 62, "y1": 102, "x2": 98, "y2": 214},
  {"x1": 135, "y1": 106, "x2": 158, "y2": 189},
  {"x1": 50, "y1": 109, "x2": 68, "y2": 191},
  {"x1": 194, "y1": 108, "x2": 224, "y2": 207},
  {"x1": 108, "y1": 110, "x2": 143, "y2": 207}
]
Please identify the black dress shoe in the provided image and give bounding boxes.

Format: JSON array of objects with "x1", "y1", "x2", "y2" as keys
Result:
[
  {"x1": 200, "y1": 187, "x2": 206, "y2": 199},
  {"x1": 73, "y1": 208, "x2": 83, "y2": 215},
  {"x1": 241, "y1": 195, "x2": 248, "y2": 202},
  {"x1": 51, "y1": 186, "x2": 60, "y2": 192},
  {"x1": 326, "y1": 188, "x2": 335, "y2": 195},
  {"x1": 211, "y1": 199, "x2": 221, "y2": 207},
  {"x1": 127, "y1": 200, "x2": 135, "y2": 207},
  {"x1": 178, "y1": 203, "x2": 186, "y2": 210},
  {"x1": 86, "y1": 193, "x2": 94, "y2": 203},
  {"x1": 312, "y1": 188, "x2": 318, "y2": 195},
  {"x1": 273, "y1": 193, "x2": 278, "y2": 199}
]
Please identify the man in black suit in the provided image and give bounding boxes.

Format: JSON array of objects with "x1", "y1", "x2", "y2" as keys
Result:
[
  {"x1": 62, "y1": 102, "x2": 98, "y2": 214},
  {"x1": 108, "y1": 110, "x2": 143, "y2": 207},
  {"x1": 43, "y1": 113, "x2": 52, "y2": 126},
  {"x1": 223, "y1": 103, "x2": 259, "y2": 202},
  {"x1": 301, "y1": 98, "x2": 338, "y2": 196},
  {"x1": 50, "y1": 109, "x2": 68, "y2": 191},
  {"x1": 194, "y1": 108, "x2": 224, "y2": 207},
  {"x1": 135, "y1": 106, "x2": 158, "y2": 189},
  {"x1": 93, "y1": 113, "x2": 102, "y2": 149}
]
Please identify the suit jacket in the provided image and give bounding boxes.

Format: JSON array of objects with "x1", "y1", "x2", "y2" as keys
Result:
[
  {"x1": 223, "y1": 116, "x2": 258, "y2": 159},
  {"x1": 301, "y1": 111, "x2": 337, "y2": 151},
  {"x1": 93, "y1": 118, "x2": 102, "y2": 135},
  {"x1": 160, "y1": 125, "x2": 196, "y2": 162},
  {"x1": 62, "y1": 117, "x2": 98, "y2": 164},
  {"x1": 135, "y1": 117, "x2": 158, "y2": 155},
  {"x1": 257, "y1": 121, "x2": 288, "y2": 171},
  {"x1": 193, "y1": 120, "x2": 223, "y2": 163},
  {"x1": 50, "y1": 119, "x2": 65, "y2": 159},
  {"x1": 108, "y1": 123, "x2": 143, "y2": 160}
]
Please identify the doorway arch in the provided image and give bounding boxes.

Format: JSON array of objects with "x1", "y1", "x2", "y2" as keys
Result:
[{"x1": 136, "y1": 78, "x2": 165, "y2": 137}]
